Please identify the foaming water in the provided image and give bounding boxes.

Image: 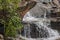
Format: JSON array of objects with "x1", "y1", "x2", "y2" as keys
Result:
[
  {"x1": 22, "y1": 12, "x2": 60, "y2": 40},
  {"x1": 20, "y1": 35, "x2": 60, "y2": 40}
]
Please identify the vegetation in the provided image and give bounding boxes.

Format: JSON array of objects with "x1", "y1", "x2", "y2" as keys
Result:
[{"x1": 0, "y1": 0, "x2": 23, "y2": 37}]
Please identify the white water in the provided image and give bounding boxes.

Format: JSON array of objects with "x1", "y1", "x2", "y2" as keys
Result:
[
  {"x1": 22, "y1": 0, "x2": 60, "y2": 40},
  {"x1": 22, "y1": 12, "x2": 60, "y2": 40},
  {"x1": 20, "y1": 35, "x2": 60, "y2": 40}
]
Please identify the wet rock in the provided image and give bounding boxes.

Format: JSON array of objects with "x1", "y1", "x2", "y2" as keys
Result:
[
  {"x1": 51, "y1": 21, "x2": 60, "y2": 32},
  {"x1": 0, "y1": 34, "x2": 4, "y2": 40},
  {"x1": 56, "y1": 38, "x2": 60, "y2": 40}
]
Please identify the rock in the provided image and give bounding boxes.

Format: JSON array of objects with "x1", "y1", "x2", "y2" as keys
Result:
[
  {"x1": 56, "y1": 38, "x2": 60, "y2": 40},
  {"x1": 0, "y1": 34, "x2": 4, "y2": 40}
]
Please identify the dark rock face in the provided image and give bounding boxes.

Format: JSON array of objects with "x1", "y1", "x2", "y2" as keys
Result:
[
  {"x1": 51, "y1": 21, "x2": 60, "y2": 32},
  {"x1": 30, "y1": 24, "x2": 39, "y2": 38},
  {"x1": 21, "y1": 23, "x2": 49, "y2": 38},
  {"x1": 0, "y1": 23, "x2": 4, "y2": 35},
  {"x1": 30, "y1": 24, "x2": 49, "y2": 38}
]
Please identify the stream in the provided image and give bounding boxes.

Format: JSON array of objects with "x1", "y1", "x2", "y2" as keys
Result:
[{"x1": 21, "y1": 0, "x2": 60, "y2": 40}]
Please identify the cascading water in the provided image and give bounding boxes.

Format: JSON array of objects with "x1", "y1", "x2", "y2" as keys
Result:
[{"x1": 21, "y1": 0, "x2": 60, "y2": 40}]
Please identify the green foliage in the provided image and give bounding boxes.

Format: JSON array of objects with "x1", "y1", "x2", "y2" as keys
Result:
[{"x1": 0, "y1": 0, "x2": 23, "y2": 37}]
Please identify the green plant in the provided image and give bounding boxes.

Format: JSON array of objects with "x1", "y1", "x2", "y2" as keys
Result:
[{"x1": 0, "y1": 0, "x2": 23, "y2": 37}]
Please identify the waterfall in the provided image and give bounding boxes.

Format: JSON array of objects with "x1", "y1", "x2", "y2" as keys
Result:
[
  {"x1": 22, "y1": 12, "x2": 60, "y2": 40},
  {"x1": 24, "y1": 23, "x2": 31, "y2": 38},
  {"x1": 21, "y1": 0, "x2": 60, "y2": 40}
]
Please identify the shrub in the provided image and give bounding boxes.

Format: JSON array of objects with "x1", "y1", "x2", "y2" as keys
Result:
[{"x1": 0, "y1": 0, "x2": 23, "y2": 37}]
